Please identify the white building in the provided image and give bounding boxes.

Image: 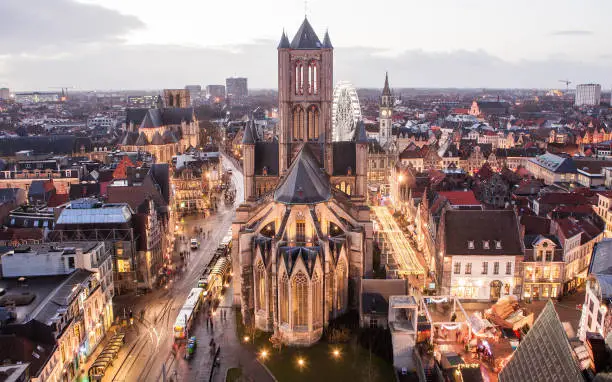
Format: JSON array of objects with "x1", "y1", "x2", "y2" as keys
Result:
[
  {"x1": 578, "y1": 239, "x2": 612, "y2": 341},
  {"x1": 575, "y1": 83, "x2": 601, "y2": 107},
  {"x1": 440, "y1": 210, "x2": 524, "y2": 300}
]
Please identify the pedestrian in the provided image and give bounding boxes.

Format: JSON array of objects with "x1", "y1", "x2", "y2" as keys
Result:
[
  {"x1": 206, "y1": 317, "x2": 209, "y2": 329},
  {"x1": 210, "y1": 318, "x2": 214, "y2": 332}
]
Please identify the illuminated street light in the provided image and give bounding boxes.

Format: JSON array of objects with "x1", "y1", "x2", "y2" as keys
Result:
[
  {"x1": 332, "y1": 349, "x2": 340, "y2": 358},
  {"x1": 243, "y1": 336, "x2": 250, "y2": 343},
  {"x1": 260, "y1": 349, "x2": 268, "y2": 359},
  {"x1": 297, "y1": 357, "x2": 305, "y2": 368}
]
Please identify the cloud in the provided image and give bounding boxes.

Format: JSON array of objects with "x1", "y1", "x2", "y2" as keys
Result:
[
  {"x1": 550, "y1": 30, "x2": 593, "y2": 36},
  {"x1": 1, "y1": 40, "x2": 611, "y2": 90},
  {"x1": 0, "y1": 0, "x2": 144, "y2": 54}
]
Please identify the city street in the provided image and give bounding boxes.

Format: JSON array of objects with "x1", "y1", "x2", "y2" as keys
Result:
[{"x1": 97, "y1": 154, "x2": 246, "y2": 382}]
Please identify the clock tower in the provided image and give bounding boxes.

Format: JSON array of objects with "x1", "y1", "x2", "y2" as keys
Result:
[{"x1": 378, "y1": 72, "x2": 393, "y2": 146}]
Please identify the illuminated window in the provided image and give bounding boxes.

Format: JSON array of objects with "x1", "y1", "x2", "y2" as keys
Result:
[
  {"x1": 280, "y1": 274, "x2": 289, "y2": 324},
  {"x1": 336, "y1": 261, "x2": 347, "y2": 311},
  {"x1": 292, "y1": 272, "x2": 309, "y2": 329},
  {"x1": 465, "y1": 263, "x2": 472, "y2": 275},
  {"x1": 255, "y1": 261, "x2": 266, "y2": 311},
  {"x1": 312, "y1": 272, "x2": 322, "y2": 328},
  {"x1": 296, "y1": 220, "x2": 306, "y2": 242}
]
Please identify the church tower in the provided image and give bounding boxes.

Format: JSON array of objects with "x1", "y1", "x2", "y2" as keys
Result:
[
  {"x1": 378, "y1": 72, "x2": 393, "y2": 146},
  {"x1": 278, "y1": 18, "x2": 334, "y2": 174}
]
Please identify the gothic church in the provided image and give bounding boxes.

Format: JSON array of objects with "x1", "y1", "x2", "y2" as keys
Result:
[{"x1": 232, "y1": 18, "x2": 373, "y2": 345}]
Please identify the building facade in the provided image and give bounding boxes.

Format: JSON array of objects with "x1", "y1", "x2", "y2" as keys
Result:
[
  {"x1": 575, "y1": 83, "x2": 602, "y2": 107},
  {"x1": 233, "y1": 18, "x2": 373, "y2": 346}
]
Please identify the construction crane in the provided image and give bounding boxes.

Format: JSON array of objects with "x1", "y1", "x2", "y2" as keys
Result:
[{"x1": 558, "y1": 80, "x2": 572, "y2": 92}]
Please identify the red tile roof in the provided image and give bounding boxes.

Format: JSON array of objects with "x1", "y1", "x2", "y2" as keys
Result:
[{"x1": 438, "y1": 191, "x2": 480, "y2": 206}]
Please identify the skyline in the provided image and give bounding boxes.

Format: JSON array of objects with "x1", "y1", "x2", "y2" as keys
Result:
[{"x1": 1, "y1": 0, "x2": 612, "y2": 91}]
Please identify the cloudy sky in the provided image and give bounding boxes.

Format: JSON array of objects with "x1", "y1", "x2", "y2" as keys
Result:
[{"x1": 1, "y1": 0, "x2": 611, "y2": 91}]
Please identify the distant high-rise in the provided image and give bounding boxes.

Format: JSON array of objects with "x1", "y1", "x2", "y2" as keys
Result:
[
  {"x1": 225, "y1": 77, "x2": 248, "y2": 99},
  {"x1": 206, "y1": 85, "x2": 226, "y2": 101},
  {"x1": 184, "y1": 85, "x2": 202, "y2": 103},
  {"x1": 0, "y1": 88, "x2": 9, "y2": 100},
  {"x1": 575, "y1": 83, "x2": 601, "y2": 106}
]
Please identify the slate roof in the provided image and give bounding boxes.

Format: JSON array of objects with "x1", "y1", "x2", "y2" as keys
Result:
[
  {"x1": 499, "y1": 301, "x2": 584, "y2": 382},
  {"x1": 0, "y1": 136, "x2": 91, "y2": 156},
  {"x1": 529, "y1": 152, "x2": 577, "y2": 174},
  {"x1": 443, "y1": 209, "x2": 523, "y2": 256},
  {"x1": 254, "y1": 142, "x2": 279, "y2": 176},
  {"x1": 135, "y1": 132, "x2": 149, "y2": 146},
  {"x1": 361, "y1": 279, "x2": 407, "y2": 315},
  {"x1": 126, "y1": 108, "x2": 149, "y2": 126},
  {"x1": 332, "y1": 141, "x2": 356, "y2": 176},
  {"x1": 589, "y1": 239, "x2": 612, "y2": 275},
  {"x1": 383, "y1": 72, "x2": 391, "y2": 96},
  {"x1": 322, "y1": 30, "x2": 333, "y2": 48},
  {"x1": 274, "y1": 145, "x2": 330, "y2": 204},
  {"x1": 129, "y1": 108, "x2": 193, "y2": 128},
  {"x1": 151, "y1": 132, "x2": 164, "y2": 145},
  {"x1": 150, "y1": 164, "x2": 171, "y2": 204},
  {"x1": 278, "y1": 31, "x2": 290, "y2": 49},
  {"x1": 290, "y1": 17, "x2": 322, "y2": 49},
  {"x1": 242, "y1": 120, "x2": 257, "y2": 144}
]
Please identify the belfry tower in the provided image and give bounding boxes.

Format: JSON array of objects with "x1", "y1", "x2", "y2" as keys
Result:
[
  {"x1": 277, "y1": 18, "x2": 334, "y2": 175},
  {"x1": 378, "y1": 72, "x2": 393, "y2": 146}
]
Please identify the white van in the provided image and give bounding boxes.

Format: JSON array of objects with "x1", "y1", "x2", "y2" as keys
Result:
[{"x1": 190, "y1": 238, "x2": 199, "y2": 250}]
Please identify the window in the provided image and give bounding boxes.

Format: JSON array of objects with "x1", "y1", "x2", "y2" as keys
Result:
[
  {"x1": 493, "y1": 262, "x2": 500, "y2": 275},
  {"x1": 482, "y1": 262, "x2": 488, "y2": 275},
  {"x1": 312, "y1": 272, "x2": 322, "y2": 328},
  {"x1": 369, "y1": 318, "x2": 378, "y2": 329},
  {"x1": 465, "y1": 263, "x2": 472, "y2": 274},
  {"x1": 495, "y1": 240, "x2": 502, "y2": 249},
  {"x1": 454, "y1": 262, "x2": 461, "y2": 274},
  {"x1": 545, "y1": 250, "x2": 553, "y2": 262},
  {"x1": 336, "y1": 261, "x2": 347, "y2": 311},
  {"x1": 68, "y1": 257, "x2": 75, "y2": 269},
  {"x1": 506, "y1": 261, "x2": 512, "y2": 275},
  {"x1": 255, "y1": 261, "x2": 266, "y2": 311},
  {"x1": 280, "y1": 274, "x2": 289, "y2": 324},
  {"x1": 468, "y1": 241, "x2": 474, "y2": 249},
  {"x1": 33, "y1": 220, "x2": 39, "y2": 227},
  {"x1": 598, "y1": 310, "x2": 603, "y2": 325},
  {"x1": 483, "y1": 241, "x2": 490, "y2": 249},
  {"x1": 292, "y1": 272, "x2": 309, "y2": 329},
  {"x1": 296, "y1": 220, "x2": 306, "y2": 242}
]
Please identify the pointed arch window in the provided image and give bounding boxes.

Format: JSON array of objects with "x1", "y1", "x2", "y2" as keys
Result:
[
  {"x1": 255, "y1": 261, "x2": 266, "y2": 311},
  {"x1": 292, "y1": 106, "x2": 304, "y2": 141},
  {"x1": 308, "y1": 64, "x2": 313, "y2": 95},
  {"x1": 280, "y1": 273, "x2": 289, "y2": 324},
  {"x1": 292, "y1": 271, "x2": 309, "y2": 329},
  {"x1": 336, "y1": 260, "x2": 347, "y2": 312},
  {"x1": 313, "y1": 62, "x2": 318, "y2": 95},
  {"x1": 307, "y1": 105, "x2": 319, "y2": 141},
  {"x1": 312, "y1": 272, "x2": 322, "y2": 328}
]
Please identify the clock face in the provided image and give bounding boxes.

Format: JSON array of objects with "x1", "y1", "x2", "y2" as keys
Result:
[{"x1": 382, "y1": 110, "x2": 388, "y2": 117}]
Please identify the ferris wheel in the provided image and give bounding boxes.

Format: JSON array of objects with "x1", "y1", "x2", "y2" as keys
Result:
[{"x1": 332, "y1": 81, "x2": 362, "y2": 142}]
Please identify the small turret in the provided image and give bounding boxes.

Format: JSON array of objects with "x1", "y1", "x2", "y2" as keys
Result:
[
  {"x1": 278, "y1": 30, "x2": 290, "y2": 49},
  {"x1": 322, "y1": 30, "x2": 333, "y2": 49}
]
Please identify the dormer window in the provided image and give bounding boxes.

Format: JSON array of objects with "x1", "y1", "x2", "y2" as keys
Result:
[
  {"x1": 495, "y1": 240, "x2": 502, "y2": 249},
  {"x1": 483, "y1": 241, "x2": 490, "y2": 249},
  {"x1": 468, "y1": 241, "x2": 475, "y2": 249}
]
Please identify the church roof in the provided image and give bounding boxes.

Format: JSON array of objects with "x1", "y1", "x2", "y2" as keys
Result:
[
  {"x1": 332, "y1": 141, "x2": 356, "y2": 176},
  {"x1": 280, "y1": 246, "x2": 320, "y2": 277},
  {"x1": 322, "y1": 30, "x2": 333, "y2": 48},
  {"x1": 274, "y1": 144, "x2": 330, "y2": 204},
  {"x1": 356, "y1": 120, "x2": 368, "y2": 144},
  {"x1": 151, "y1": 132, "x2": 164, "y2": 145},
  {"x1": 499, "y1": 300, "x2": 584, "y2": 382},
  {"x1": 162, "y1": 130, "x2": 179, "y2": 144},
  {"x1": 242, "y1": 120, "x2": 257, "y2": 145},
  {"x1": 255, "y1": 142, "x2": 279, "y2": 175},
  {"x1": 278, "y1": 30, "x2": 290, "y2": 49},
  {"x1": 290, "y1": 17, "x2": 322, "y2": 49},
  {"x1": 135, "y1": 132, "x2": 149, "y2": 146}
]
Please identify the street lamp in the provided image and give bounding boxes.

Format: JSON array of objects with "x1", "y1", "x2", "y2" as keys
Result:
[
  {"x1": 297, "y1": 357, "x2": 305, "y2": 369},
  {"x1": 332, "y1": 349, "x2": 341, "y2": 358},
  {"x1": 260, "y1": 349, "x2": 269, "y2": 360},
  {"x1": 243, "y1": 336, "x2": 250, "y2": 343}
]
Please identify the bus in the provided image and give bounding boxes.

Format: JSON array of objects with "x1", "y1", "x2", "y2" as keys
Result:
[
  {"x1": 198, "y1": 257, "x2": 231, "y2": 299},
  {"x1": 173, "y1": 287, "x2": 204, "y2": 341}
]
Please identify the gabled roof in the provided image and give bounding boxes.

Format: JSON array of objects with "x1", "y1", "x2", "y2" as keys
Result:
[
  {"x1": 499, "y1": 301, "x2": 584, "y2": 382},
  {"x1": 290, "y1": 17, "x2": 322, "y2": 49},
  {"x1": 135, "y1": 132, "x2": 149, "y2": 146},
  {"x1": 274, "y1": 145, "x2": 330, "y2": 204},
  {"x1": 151, "y1": 132, "x2": 164, "y2": 145}
]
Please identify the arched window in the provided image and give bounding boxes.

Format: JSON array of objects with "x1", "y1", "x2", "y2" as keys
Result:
[
  {"x1": 280, "y1": 273, "x2": 289, "y2": 324},
  {"x1": 307, "y1": 106, "x2": 319, "y2": 141},
  {"x1": 168, "y1": 94, "x2": 174, "y2": 106},
  {"x1": 295, "y1": 63, "x2": 300, "y2": 95},
  {"x1": 336, "y1": 260, "x2": 347, "y2": 312},
  {"x1": 346, "y1": 183, "x2": 351, "y2": 195},
  {"x1": 292, "y1": 272, "x2": 309, "y2": 329},
  {"x1": 176, "y1": 94, "x2": 181, "y2": 107},
  {"x1": 340, "y1": 181, "x2": 346, "y2": 193},
  {"x1": 292, "y1": 106, "x2": 304, "y2": 141},
  {"x1": 313, "y1": 62, "x2": 318, "y2": 94},
  {"x1": 312, "y1": 272, "x2": 322, "y2": 328},
  {"x1": 255, "y1": 261, "x2": 266, "y2": 311}
]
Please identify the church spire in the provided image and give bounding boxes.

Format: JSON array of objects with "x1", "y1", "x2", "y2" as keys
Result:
[
  {"x1": 278, "y1": 29, "x2": 290, "y2": 49},
  {"x1": 322, "y1": 29, "x2": 333, "y2": 48},
  {"x1": 383, "y1": 71, "x2": 391, "y2": 96}
]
